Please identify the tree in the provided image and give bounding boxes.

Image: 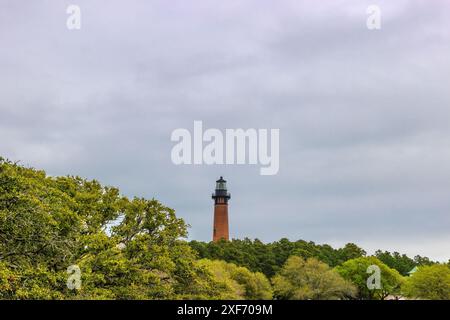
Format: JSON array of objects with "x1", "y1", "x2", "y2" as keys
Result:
[
  {"x1": 413, "y1": 255, "x2": 435, "y2": 266},
  {"x1": 375, "y1": 250, "x2": 416, "y2": 276},
  {"x1": 272, "y1": 256, "x2": 356, "y2": 300},
  {"x1": 335, "y1": 256, "x2": 404, "y2": 300},
  {"x1": 198, "y1": 259, "x2": 273, "y2": 300},
  {"x1": 403, "y1": 264, "x2": 450, "y2": 300},
  {"x1": 337, "y1": 243, "x2": 366, "y2": 264}
]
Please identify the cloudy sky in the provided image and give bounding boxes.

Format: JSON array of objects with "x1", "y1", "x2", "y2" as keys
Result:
[{"x1": 1, "y1": 0, "x2": 449, "y2": 261}]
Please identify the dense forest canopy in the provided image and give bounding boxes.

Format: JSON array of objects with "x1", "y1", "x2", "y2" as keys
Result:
[
  {"x1": 1, "y1": 158, "x2": 449, "y2": 299},
  {"x1": 189, "y1": 239, "x2": 434, "y2": 278}
]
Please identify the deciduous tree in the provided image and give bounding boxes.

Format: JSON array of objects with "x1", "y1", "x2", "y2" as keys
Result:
[{"x1": 272, "y1": 256, "x2": 356, "y2": 300}]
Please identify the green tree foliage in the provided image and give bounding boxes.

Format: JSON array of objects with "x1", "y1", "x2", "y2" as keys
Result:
[
  {"x1": 0, "y1": 158, "x2": 229, "y2": 299},
  {"x1": 375, "y1": 250, "x2": 436, "y2": 276},
  {"x1": 413, "y1": 255, "x2": 435, "y2": 266},
  {"x1": 272, "y1": 256, "x2": 356, "y2": 300},
  {"x1": 337, "y1": 243, "x2": 367, "y2": 264},
  {"x1": 190, "y1": 239, "x2": 367, "y2": 277},
  {"x1": 190, "y1": 238, "x2": 278, "y2": 277},
  {"x1": 335, "y1": 257, "x2": 404, "y2": 300},
  {"x1": 198, "y1": 259, "x2": 273, "y2": 299},
  {"x1": 375, "y1": 250, "x2": 417, "y2": 276},
  {"x1": 402, "y1": 264, "x2": 450, "y2": 300}
]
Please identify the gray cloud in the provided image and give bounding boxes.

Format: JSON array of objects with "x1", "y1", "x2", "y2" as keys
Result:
[{"x1": 1, "y1": 0, "x2": 449, "y2": 261}]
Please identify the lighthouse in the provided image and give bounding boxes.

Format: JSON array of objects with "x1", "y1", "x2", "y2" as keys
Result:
[{"x1": 212, "y1": 176, "x2": 231, "y2": 242}]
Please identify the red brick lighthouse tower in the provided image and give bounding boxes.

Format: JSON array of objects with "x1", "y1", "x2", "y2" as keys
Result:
[{"x1": 212, "y1": 176, "x2": 231, "y2": 242}]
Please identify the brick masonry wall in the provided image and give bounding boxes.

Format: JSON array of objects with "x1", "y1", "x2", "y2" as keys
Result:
[{"x1": 213, "y1": 203, "x2": 229, "y2": 241}]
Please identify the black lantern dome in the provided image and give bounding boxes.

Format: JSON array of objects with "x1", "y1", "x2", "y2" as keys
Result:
[{"x1": 212, "y1": 176, "x2": 231, "y2": 203}]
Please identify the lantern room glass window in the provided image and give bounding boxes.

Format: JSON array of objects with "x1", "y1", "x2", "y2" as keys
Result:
[{"x1": 216, "y1": 181, "x2": 226, "y2": 190}]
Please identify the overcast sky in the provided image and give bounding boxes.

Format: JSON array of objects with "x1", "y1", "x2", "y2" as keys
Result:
[{"x1": 1, "y1": 0, "x2": 449, "y2": 261}]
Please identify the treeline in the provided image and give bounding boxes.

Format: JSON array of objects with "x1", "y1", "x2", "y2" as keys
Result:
[
  {"x1": 189, "y1": 239, "x2": 435, "y2": 278},
  {"x1": 1, "y1": 157, "x2": 449, "y2": 300},
  {"x1": 190, "y1": 239, "x2": 450, "y2": 299}
]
